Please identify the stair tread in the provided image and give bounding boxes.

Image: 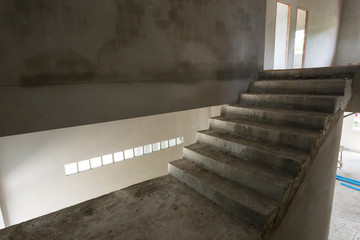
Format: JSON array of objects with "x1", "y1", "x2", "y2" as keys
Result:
[
  {"x1": 198, "y1": 129, "x2": 309, "y2": 163},
  {"x1": 211, "y1": 116, "x2": 319, "y2": 138},
  {"x1": 240, "y1": 93, "x2": 342, "y2": 98},
  {"x1": 228, "y1": 104, "x2": 332, "y2": 118},
  {"x1": 253, "y1": 79, "x2": 345, "y2": 83},
  {"x1": 170, "y1": 159, "x2": 279, "y2": 216},
  {"x1": 186, "y1": 143, "x2": 293, "y2": 187},
  {"x1": 257, "y1": 78, "x2": 345, "y2": 81}
]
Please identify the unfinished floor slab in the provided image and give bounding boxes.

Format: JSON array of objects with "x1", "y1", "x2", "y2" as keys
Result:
[
  {"x1": 329, "y1": 150, "x2": 360, "y2": 240},
  {"x1": 0, "y1": 176, "x2": 260, "y2": 240}
]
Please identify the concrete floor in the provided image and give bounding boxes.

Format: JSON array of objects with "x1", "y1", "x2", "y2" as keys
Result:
[
  {"x1": 1, "y1": 152, "x2": 358, "y2": 239},
  {"x1": 329, "y1": 150, "x2": 360, "y2": 240},
  {"x1": 0, "y1": 175, "x2": 259, "y2": 240}
]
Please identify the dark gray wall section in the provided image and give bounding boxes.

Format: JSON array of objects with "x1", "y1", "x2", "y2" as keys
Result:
[
  {"x1": 335, "y1": 0, "x2": 360, "y2": 66},
  {"x1": 0, "y1": 0, "x2": 266, "y2": 136},
  {"x1": 269, "y1": 117, "x2": 343, "y2": 240}
]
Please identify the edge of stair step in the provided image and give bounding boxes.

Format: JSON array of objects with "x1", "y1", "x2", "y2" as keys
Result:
[
  {"x1": 169, "y1": 159, "x2": 279, "y2": 230},
  {"x1": 184, "y1": 143, "x2": 293, "y2": 202}
]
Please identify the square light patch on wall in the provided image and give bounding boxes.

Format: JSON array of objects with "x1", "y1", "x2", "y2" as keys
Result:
[
  {"x1": 102, "y1": 154, "x2": 113, "y2": 165},
  {"x1": 152, "y1": 142, "x2": 161, "y2": 152},
  {"x1": 114, "y1": 152, "x2": 124, "y2": 162},
  {"x1": 124, "y1": 149, "x2": 134, "y2": 159},
  {"x1": 134, "y1": 146, "x2": 143, "y2": 157},
  {"x1": 144, "y1": 144, "x2": 152, "y2": 154},
  {"x1": 161, "y1": 140, "x2": 169, "y2": 149},
  {"x1": 90, "y1": 157, "x2": 102, "y2": 169},
  {"x1": 169, "y1": 138, "x2": 176, "y2": 147},
  {"x1": 177, "y1": 137, "x2": 184, "y2": 145},
  {"x1": 78, "y1": 159, "x2": 90, "y2": 172},
  {"x1": 64, "y1": 162, "x2": 78, "y2": 176}
]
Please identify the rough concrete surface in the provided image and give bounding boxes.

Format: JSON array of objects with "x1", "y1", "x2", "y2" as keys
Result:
[
  {"x1": 0, "y1": 175, "x2": 260, "y2": 240},
  {"x1": 329, "y1": 150, "x2": 360, "y2": 240},
  {"x1": 0, "y1": 0, "x2": 266, "y2": 136},
  {"x1": 269, "y1": 116, "x2": 343, "y2": 240}
]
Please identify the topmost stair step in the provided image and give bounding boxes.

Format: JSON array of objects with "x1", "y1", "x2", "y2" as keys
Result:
[
  {"x1": 248, "y1": 79, "x2": 346, "y2": 96},
  {"x1": 238, "y1": 94, "x2": 341, "y2": 113}
]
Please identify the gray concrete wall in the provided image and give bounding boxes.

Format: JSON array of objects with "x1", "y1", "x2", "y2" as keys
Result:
[
  {"x1": 269, "y1": 116, "x2": 343, "y2": 240},
  {"x1": 0, "y1": 105, "x2": 221, "y2": 227},
  {"x1": 335, "y1": 0, "x2": 360, "y2": 66},
  {"x1": 0, "y1": 0, "x2": 266, "y2": 137},
  {"x1": 264, "y1": 0, "x2": 341, "y2": 70}
]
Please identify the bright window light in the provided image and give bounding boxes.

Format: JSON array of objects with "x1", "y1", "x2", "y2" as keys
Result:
[
  {"x1": 177, "y1": 136, "x2": 184, "y2": 145},
  {"x1": 78, "y1": 160, "x2": 90, "y2": 172},
  {"x1": 161, "y1": 140, "x2": 169, "y2": 149},
  {"x1": 134, "y1": 146, "x2": 143, "y2": 157},
  {"x1": 354, "y1": 113, "x2": 360, "y2": 131},
  {"x1": 114, "y1": 152, "x2": 124, "y2": 162},
  {"x1": 102, "y1": 154, "x2": 113, "y2": 165},
  {"x1": 144, "y1": 144, "x2": 152, "y2": 154},
  {"x1": 64, "y1": 163, "x2": 78, "y2": 176},
  {"x1": 90, "y1": 157, "x2": 102, "y2": 169},
  {"x1": 169, "y1": 138, "x2": 176, "y2": 147},
  {"x1": 153, "y1": 142, "x2": 161, "y2": 152},
  {"x1": 124, "y1": 149, "x2": 134, "y2": 159}
]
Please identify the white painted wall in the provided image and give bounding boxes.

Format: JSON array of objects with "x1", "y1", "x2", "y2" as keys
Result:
[
  {"x1": 264, "y1": 0, "x2": 342, "y2": 69},
  {"x1": 335, "y1": 0, "x2": 360, "y2": 66},
  {"x1": 0, "y1": 206, "x2": 4, "y2": 229},
  {"x1": 341, "y1": 112, "x2": 360, "y2": 152},
  {"x1": 0, "y1": 105, "x2": 222, "y2": 227}
]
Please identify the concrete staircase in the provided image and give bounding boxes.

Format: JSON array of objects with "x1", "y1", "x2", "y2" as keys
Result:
[{"x1": 169, "y1": 77, "x2": 350, "y2": 239}]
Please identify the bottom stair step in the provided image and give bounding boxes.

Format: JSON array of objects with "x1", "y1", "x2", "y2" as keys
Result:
[
  {"x1": 169, "y1": 159, "x2": 279, "y2": 230},
  {"x1": 184, "y1": 143, "x2": 293, "y2": 203}
]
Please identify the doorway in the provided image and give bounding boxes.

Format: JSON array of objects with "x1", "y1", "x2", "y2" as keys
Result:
[
  {"x1": 273, "y1": 1, "x2": 291, "y2": 69},
  {"x1": 293, "y1": 8, "x2": 308, "y2": 68}
]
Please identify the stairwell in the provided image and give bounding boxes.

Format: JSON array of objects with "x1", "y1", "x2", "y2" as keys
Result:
[{"x1": 169, "y1": 74, "x2": 352, "y2": 239}]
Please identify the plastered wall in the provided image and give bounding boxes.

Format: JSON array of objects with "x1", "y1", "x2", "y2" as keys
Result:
[
  {"x1": 335, "y1": 0, "x2": 360, "y2": 66},
  {"x1": 270, "y1": 117, "x2": 343, "y2": 240},
  {"x1": 0, "y1": 105, "x2": 222, "y2": 227},
  {"x1": 264, "y1": 0, "x2": 341, "y2": 69},
  {"x1": 0, "y1": 0, "x2": 266, "y2": 137}
]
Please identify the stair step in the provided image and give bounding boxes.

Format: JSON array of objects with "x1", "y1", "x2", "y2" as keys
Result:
[
  {"x1": 210, "y1": 117, "x2": 318, "y2": 152},
  {"x1": 197, "y1": 129, "x2": 308, "y2": 177},
  {"x1": 238, "y1": 94, "x2": 341, "y2": 113},
  {"x1": 222, "y1": 104, "x2": 331, "y2": 131},
  {"x1": 169, "y1": 159, "x2": 279, "y2": 230},
  {"x1": 184, "y1": 143, "x2": 293, "y2": 202},
  {"x1": 248, "y1": 79, "x2": 345, "y2": 96}
]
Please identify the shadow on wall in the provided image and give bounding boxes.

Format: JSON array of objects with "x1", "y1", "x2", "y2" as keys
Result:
[
  {"x1": 14, "y1": 0, "x2": 260, "y2": 86},
  {"x1": 0, "y1": 184, "x2": 9, "y2": 228}
]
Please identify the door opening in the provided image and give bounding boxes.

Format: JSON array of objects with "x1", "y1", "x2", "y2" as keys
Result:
[
  {"x1": 273, "y1": 1, "x2": 291, "y2": 69},
  {"x1": 293, "y1": 8, "x2": 308, "y2": 68}
]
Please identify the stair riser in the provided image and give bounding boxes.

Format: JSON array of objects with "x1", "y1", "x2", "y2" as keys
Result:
[
  {"x1": 248, "y1": 81, "x2": 345, "y2": 96},
  {"x1": 197, "y1": 133, "x2": 301, "y2": 177},
  {"x1": 184, "y1": 147, "x2": 287, "y2": 202},
  {"x1": 169, "y1": 163, "x2": 267, "y2": 230},
  {"x1": 209, "y1": 119, "x2": 316, "y2": 152},
  {"x1": 222, "y1": 106, "x2": 327, "y2": 130},
  {"x1": 238, "y1": 95, "x2": 340, "y2": 113}
]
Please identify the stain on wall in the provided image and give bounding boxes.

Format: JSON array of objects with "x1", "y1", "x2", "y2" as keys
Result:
[
  {"x1": 0, "y1": 0, "x2": 266, "y2": 136},
  {"x1": 1, "y1": 0, "x2": 264, "y2": 86}
]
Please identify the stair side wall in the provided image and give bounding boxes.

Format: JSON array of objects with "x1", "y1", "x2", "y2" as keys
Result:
[{"x1": 269, "y1": 116, "x2": 343, "y2": 240}]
